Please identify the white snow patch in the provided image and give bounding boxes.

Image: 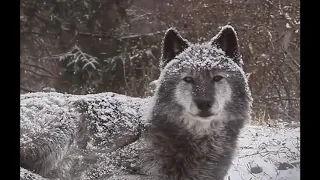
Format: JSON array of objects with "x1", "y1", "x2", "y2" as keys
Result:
[{"x1": 225, "y1": 124, "x2": 300, "y2": 180}]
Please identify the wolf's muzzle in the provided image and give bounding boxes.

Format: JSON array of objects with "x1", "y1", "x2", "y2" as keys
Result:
[{"x1": 194, "y1": 98, "x2": 213, "y2": 117}]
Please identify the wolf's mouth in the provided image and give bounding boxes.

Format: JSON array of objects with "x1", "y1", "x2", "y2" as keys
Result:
[
  {"x1": 198, "y1": 111, "x2": 214, "y2": 118},
  {"x1": 188, "y1": 112, "x2": 217, "y2": 120}
]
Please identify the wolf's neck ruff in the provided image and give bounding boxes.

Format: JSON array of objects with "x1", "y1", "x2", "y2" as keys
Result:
[{"x1": 142, "y1": 112, "x2": 244, "y2": 180}]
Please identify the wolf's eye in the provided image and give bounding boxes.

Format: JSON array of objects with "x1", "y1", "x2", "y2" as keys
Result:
[
  {"x1": 212, "y1": 75, "x2": 224, "y2": 82},
  {"x1": 182, "y1": 76, "x2": 194, "y2": 83}
]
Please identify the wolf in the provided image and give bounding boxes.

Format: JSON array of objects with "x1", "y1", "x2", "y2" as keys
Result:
[
  {"x1": 78, "y1": 25, "x2": 252, "y2": 180},
  {"x1": 135, "y1": 25, "x2": 253, "y2": 180},
  {"x1": 20, "y1": 92, "x2": 150, "y2": 180},
  {"x1": 20, "y1": 24, "x2": 252, "y2": 180}
]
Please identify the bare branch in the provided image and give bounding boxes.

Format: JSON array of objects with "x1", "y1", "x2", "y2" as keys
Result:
[
  {"x1": 20, "y1": 67, "x2": 62, "y2": 80},
  {"x1": 20, "y1": 86, "x2": 36, "y2": 92},
  {"x1": 20, "y1": 62, "x2": 59, "y2": 78}
]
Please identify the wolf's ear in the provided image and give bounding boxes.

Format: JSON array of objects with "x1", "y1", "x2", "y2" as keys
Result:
[
  {"x1": 160, "y1": 28, "x2": 189, "y2": 69},
  {"x1": 211, "y1": 25, "x2": 243, "y2": 67}
]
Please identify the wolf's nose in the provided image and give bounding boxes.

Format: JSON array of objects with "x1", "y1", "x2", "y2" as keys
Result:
[{"x1": 194, "y1": 98, "x2": 213, "y2": 111}]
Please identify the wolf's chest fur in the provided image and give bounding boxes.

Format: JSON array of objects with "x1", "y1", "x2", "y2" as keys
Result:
[{"x1": 142, "y1": 121, "x2": 239, "y2": 180}]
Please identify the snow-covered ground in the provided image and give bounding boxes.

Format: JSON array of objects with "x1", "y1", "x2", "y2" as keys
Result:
[
  {"x1": 20, "y1": 92, "x2": 300, "y2": 180},
  {"x1": 226, "y1": 122, "x2": 300, "y2": 180}
]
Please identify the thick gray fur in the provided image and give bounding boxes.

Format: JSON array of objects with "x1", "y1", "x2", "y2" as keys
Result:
[
  {"x1": 20, "y1": 25, "x2": 252, "y2": 180},
  {"x1": 20, "y1": 92, "x2": 149, "y2": 180}
]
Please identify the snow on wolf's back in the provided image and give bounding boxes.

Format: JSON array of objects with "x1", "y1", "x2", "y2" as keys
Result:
[{"x1": 20, "y1": 92, "x2": 150, "y2": 179}]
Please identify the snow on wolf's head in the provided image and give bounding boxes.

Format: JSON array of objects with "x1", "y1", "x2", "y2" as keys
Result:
[{"x1": 151, "y1": 25, "x2": 252, "y2": 133}]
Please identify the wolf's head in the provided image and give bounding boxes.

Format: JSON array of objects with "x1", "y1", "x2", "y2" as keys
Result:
[{"x1": 151, "y1": 25, "x2": 252, "y2": 133}]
